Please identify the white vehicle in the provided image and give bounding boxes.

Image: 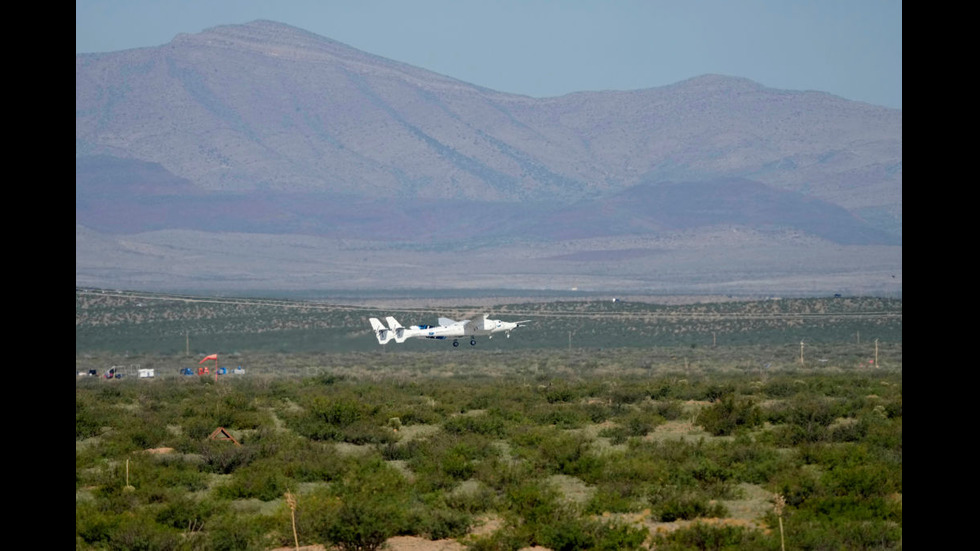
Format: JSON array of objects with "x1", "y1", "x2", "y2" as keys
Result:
[{"x1": 369, "y1": 314, "x2": 529, "y2": 347}]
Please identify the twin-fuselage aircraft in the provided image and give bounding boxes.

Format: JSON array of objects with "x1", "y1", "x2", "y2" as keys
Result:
[{"x1": 369, "y1": 314, "x2": 529, "y2": 347}]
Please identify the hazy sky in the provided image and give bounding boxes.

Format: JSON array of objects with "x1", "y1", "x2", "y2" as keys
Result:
[{"x1": 76, "y1": 0, "x2": 902, "y2": 109}]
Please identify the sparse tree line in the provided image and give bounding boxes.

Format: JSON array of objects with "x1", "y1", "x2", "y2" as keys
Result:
[{"x1": 76, "y1": 364, "x2": 901, "y2": 550}]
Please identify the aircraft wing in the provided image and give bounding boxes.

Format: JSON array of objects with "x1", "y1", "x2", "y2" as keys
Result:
[{"x1": 438, "y1": 317, "x2": 457, "y2": 326}]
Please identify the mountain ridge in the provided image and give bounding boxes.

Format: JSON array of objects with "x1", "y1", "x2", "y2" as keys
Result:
[
  {"x1": 76, "y1": 20, "x2": 900, "y2": 207},
  {"x1": 76, "y1": 20, "x2": 901, "y2": 296}
]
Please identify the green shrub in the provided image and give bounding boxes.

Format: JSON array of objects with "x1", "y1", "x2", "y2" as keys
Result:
[
  {"x1": 696, "y1": 394, "x2": 761, "y2": 436},
  {"x1": 653, "y1": 520, "x2": 772, "y2": 550},
  {"x1": 585, "y1": 483, "x2": 644, "y2": 514},
  {"x1": 716, "y1": 436, "x2": 790, "y2": 485},
  {"x1": 493, "y1": 479, "x2": 648, "y2": 551},
  {"x1": 544, "y1": 385, "x2": 577, "y2": 403},
  {"x1": 129, "y1": 456, "x2": 210, "y2": 496},
  {"x1": 413, "y1": 506, "x2": 473, "y2": 540},
  {"x1": 473, "y1": 454, "x2": 533, "y2": 493},
  {"x1": 214, "y1": 457, "x2": 293, "y2": 501},
  {"x1": 206, "y1": 509, "x2": 278, "y2": 551},
  {"x1": 155, "y1": 494, "x2": 224, "y2": 530},
  {"x1": 777, "y1": 394, "x2": 838, "y2": 444},
  {"x1": 655, "y1": 495, "x2": 727, "y2": 522},
  {"x1": 312, "y1": 459, "x2": 414, "y2": 551},
  {"x1": 75, "y1": 396, "x2": 103, "y2": 440},
  {"x1": 782, "y1": 516, "x2": 902, "y2": 551},
  {"x1": 651, "y1": 399, "x2": 685, "y2": 420},
  {"x1": 444, "y1": 412, "x2": 506, "y2": 437},
  {"x1": 76, "y1": 501, "x2": 120, "y2": 547},
  {"x1": 199, "y1": 440, "x2": 256, "y2": 474},
  {"x1": 649, "y1": 485, "x2": 728, "y2": 522},
  {"x1": 537, "y1": 432, "x2": 603, "y2": 479}
]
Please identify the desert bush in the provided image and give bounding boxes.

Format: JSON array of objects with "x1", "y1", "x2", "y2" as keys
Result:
[
  {"x1": 780, "y1": 515, "x2": 902, "y2": 551},
  {"x1": 696, "y1": 394, "x2": 762, "y2": 436},
  {"x1": 473, "y1": 454, "x2": 534, "y2": 494},
  {"x1": 309, "y1": 396, "x2": 366, "y2": 427},
  {"x1": 761, "y1": 377, "x2": 801, "y2": 398},
  {"x1": 532, "y1": 403, "x2": 589, "y2": 429},
  {"x1": 650, "y1": 398, "x2": 686, "y2": 420},
  {"x1": 715, "y1": 435, "x2": 791, "y2": 485},
  {"x1": 771, "y1": 466, "x2": 822, "y2": 509},
  {"x1": 278, "y1": 443, "x2": 350, "y2": 482},
  {"x1": 310, "y1": 458, "x2": 414, "y2": 551},
  {"x1": 411, "y1": 504, "x2": 473, "y2": 540},
  {"x1": 608, "y1": 385, "x2": 647, "y2": 405},
  {"x1": 624, "y1": 407, "x2": 668, "y2": 436},
  {"x1": 444, "y1": 411, "x2": 507, "y2": 437},
  {"x1": 648, "y1": 484, "x2": 728, "y2": 522},
  {"x1": 131, "y1": 454, "x2": 210, "y2": 493},
  {"x1": 771, "y1": 394, "x2": 839, "y2": 445},
  {"x1": 534, "y1": 431, "x2": 603, "y2": 479},
  {"x1": 391, "y1": 399, "x2": 442, "y2": 425},
  {"x1": 443, "y1": 480, "x2": 497, "y2": 514},
  {"x1": 585, "y1": 482, "x2": 645, "y2": 514},
  {"x1": 583, "y1": 401, "x2": 613, "y2": 423},
  {"x1": 155, "y1": 493, "x2": 225, "y2": 530},
  {"x1": 822, "y1": 461, "x2": 900, "y2": 501},
  {"x1": 492, "y1": 478, "x2": 648, "y2": 550},
  {"x1": 76, "y1": 501, "x2": 121, "y2": 547},
  {"x1": 198, "y1": 440, "x2": 257, "y2": 474},
  {"x1": 408, "y1": 431, "x2": 497, "y2": 492},
  {"x1": 543, "y1": 384, "x2": 578, "y2": 404},
  {"x1": 599, "y1": 407, "x2": 666, "y2": 445},
  {"x1": 703, "y1": 383, "x2": 737, "y2": 403},
  {"x1": 100, "y1": 512, "x2": 181, "y2": 551},
  {"x1": 340, "y1": 418, "x2": 399, "y2": 445},
  {"x1": 652, "y1": 520, "x2": 773, "y2": 550},
  {"x1": 597, "y1": 424, "x2": 631, "y2": 445},
  {"x1": 205, "y1": 509, "x2": 279, "y2": 551},
  {"x1": 287, "y1": 395, "x2": 394, "y2": 444},
  {"x1": 75, "y1": 395, "x2": 104, "y2": 440},
  {"x1": 214, "y1": 457, "x2": 293, "y2": 501}
]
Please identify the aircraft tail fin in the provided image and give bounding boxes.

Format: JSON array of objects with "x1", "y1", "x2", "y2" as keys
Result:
[
  {"x1": 369, "y1": 318, "x2": 393, "y2": 345},
  {"x1": 385, "y1": 316, "x2": 403, "y2": 329},
  {"x1": 386, "y1": 316, "x2": 410, "y2": 343}
]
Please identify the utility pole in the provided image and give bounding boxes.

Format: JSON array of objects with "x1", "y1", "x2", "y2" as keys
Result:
[
  {"x1": 874, "y1": 338, "x2": 879, "y2": 368},
  {"x1": 186, "y1": 331, "x2": 190, "y2": 356},
  {"x1": 799, "y1": 340, "x2": 805, "y2": 366}
]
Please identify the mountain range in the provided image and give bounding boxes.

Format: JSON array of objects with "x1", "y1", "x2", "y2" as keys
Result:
[{"x1": 76, "y1": 20, "x2": 901, "y2": 297}]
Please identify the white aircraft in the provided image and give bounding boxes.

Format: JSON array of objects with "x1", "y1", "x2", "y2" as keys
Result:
[
  {"x1": 369, "y1": 317, "x2": 395, "y2": 344},
  {"x1": 369, "y1": 314, "x2": 529, "y2": 347}
]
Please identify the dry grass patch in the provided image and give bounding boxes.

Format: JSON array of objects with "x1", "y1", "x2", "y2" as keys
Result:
[
  {"x1": 643, "y1": 419, "x2": 713, "y2": 443},
  {"x1": 719, "y1": 482, "x2": 774, "y2": 524},
  {"x1": 548, "y1": 474, "x2": 595, "y2": 505},
  {"x1": 395, "y1": 423, "x2": 440, "y2": 443},
  {"x1": 332, "y1": 442, "x2": 376, "y2": 456}
]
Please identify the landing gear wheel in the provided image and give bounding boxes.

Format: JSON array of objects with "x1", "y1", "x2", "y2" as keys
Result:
[
  {"x1": 452, "y1": 340, "x2": 459, "y2": 347},
  {"x1": 470, "y1": 339, "x2": 477, "y2": 346}
]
